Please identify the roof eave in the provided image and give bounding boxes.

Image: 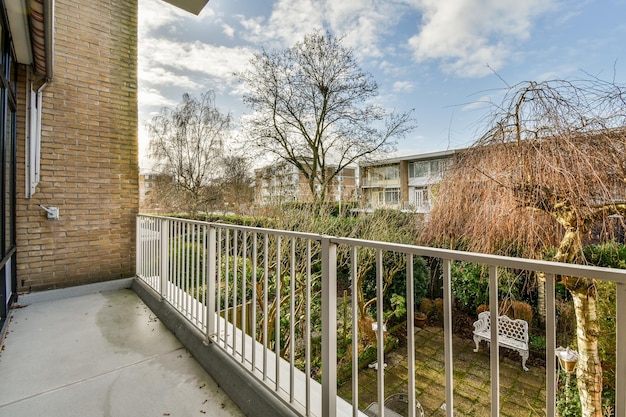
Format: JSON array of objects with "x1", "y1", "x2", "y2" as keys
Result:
[{"x1": 160, "y1": 0, "x2": 210, "y2": 15}]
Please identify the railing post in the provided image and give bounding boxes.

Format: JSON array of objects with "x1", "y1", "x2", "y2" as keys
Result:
[
  {"x1": 375, "y1": 249, "x2": 384, "y2": 417},
  {"x1": 135, "y1": 216, "x2": 141, "y2": 277},
  {"x1": 160, "y1": 219, "x2": 169, "y2": 299},
  {"x1": 407, "y1": 255, "x2": 416, "y2": 417},
  {"x1": 321, "y1": 237, "x2": 337, "y2": 417},
  {"x1": 545, "y1": 273, "x2": 556, "y2": 417},
  {"x1": 489, "y1": 265, "x2": 500, "y2": 417},
  {"x1": 442, "y1": 259, "x2": 454, "y2": 417},
  {"x1": 617, "y1": 282, "x2": 626, "y2": 417},
  {"x1": 206, "y1": 225, "x2": 217, "y2": 343}
]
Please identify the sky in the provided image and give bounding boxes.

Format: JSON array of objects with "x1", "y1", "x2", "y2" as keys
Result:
[{"x1": 138, "y1": 0, "x2": 626, "y2": 168}]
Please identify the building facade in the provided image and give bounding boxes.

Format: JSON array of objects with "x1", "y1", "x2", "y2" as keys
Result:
[
  {"x1": 13, "y1": 0, "x2": 139, "y2": 294},
  {"x1": 360, "y1": 149, "x2": 457, "y2": 212},
  {"x1": 254, "y1": 161, "x2": 357, "y2": 205}
]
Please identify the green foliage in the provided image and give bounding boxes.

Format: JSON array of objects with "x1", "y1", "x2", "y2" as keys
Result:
[
  {"x1": 385, "y1": 293, "x2": 407, "y2": 322},
  {"x1": 529, "y1": 334, "x2": 546, "y2": 351},
  {"x1": 451, "y1": 262, "x2": 489, "y2": 312},
  {"x1": 556, "y1": 371, "x2": 582, "y2": 417},
  {"x1": 583, "y1": 240, "x2": 626, "y2": 269},
  {"x1": 450, "y1": 262, "x2": 523, "y2": 315},
  {"x1": 169, "y1": 237, "x2": 207, "y2": 299},
  {"x1": 280, "y1": 201, "x2": 360, "y2": 217}
]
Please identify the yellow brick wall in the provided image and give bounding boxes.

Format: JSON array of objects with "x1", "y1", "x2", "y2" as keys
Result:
[{"x1": 15, "y1": 0, "x2": 139, "y2": 291}]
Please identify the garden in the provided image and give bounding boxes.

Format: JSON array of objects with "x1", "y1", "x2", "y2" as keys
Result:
[{"x1": 168, "y1": 206, "x2": 622, "y2": 416}]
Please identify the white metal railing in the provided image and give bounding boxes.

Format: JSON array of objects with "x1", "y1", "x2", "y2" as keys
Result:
[{"x1": 136, "y1": 214, "x2": 626, "y2": 417}]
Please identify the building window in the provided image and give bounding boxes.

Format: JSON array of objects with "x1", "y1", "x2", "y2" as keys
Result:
[
  {"x1": 409, "y1": 159, "x2": 446, "y2": 179},
  {"x1": 385, "y1": 188, "x2": 400, "y2": 204},
  {"x1": 0, "y1": 8, "x2": 17, "y2": 330},
  {"x1": 367, "y1": 165, "x2": 399, "y2": 182}
]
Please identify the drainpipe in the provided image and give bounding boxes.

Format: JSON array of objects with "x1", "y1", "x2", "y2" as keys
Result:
[
  {"x1": 27, "y1": 0, "x2": 53, "y2": 198},
  {"x1": 26, "y1": 70, "x2": 47, "y2": 199},
  {"x1": 43, "y1": 0, "x2": 54, "y2": 81}
]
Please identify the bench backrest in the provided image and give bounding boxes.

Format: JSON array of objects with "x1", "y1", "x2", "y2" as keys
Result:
[{"x1": 477, "y1": 311, "x2": 528, "y2": 343}]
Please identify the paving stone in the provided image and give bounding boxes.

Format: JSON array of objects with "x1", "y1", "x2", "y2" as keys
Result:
[
  {"x1": 453, "y1": 393, "x2": 479, "y2": 416},
  {"x1": 500, "y1": 399, "x2": 538, "y2": 416},
  {"x1": 339, "y1": 326, "x2": 547, "y2": 416}
]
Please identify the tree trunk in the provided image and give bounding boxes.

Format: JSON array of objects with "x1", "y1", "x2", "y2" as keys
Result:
[
  {"x1": 555, "y1": 225, "x2": 603, "y2": 417},
  {"x1": 537, "y1": 272, "x2": 546, "y2": 323},
  {"x1": 570, "y1": 286, "x2": 603, "y2": 417}
]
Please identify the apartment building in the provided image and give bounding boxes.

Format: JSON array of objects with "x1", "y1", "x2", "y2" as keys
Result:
[
  {"x1": 254, "y1": 160, "x2": 357, "y2": 205},
  {"x1": 360, "y1": 149, "x2": 458, "y2": 212}
]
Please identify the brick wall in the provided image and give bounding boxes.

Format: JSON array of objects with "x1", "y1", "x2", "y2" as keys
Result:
[{"x1": 15, "y1": 0, "x2": 139, "y2": 291}]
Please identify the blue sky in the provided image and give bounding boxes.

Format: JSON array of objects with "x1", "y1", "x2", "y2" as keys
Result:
[{"x1": 138, "y1": 0, "x2": 626, "y2": 168}]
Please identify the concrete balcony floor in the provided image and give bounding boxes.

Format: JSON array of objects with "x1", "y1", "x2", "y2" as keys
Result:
[{"x1": 0, "y1": 286, "x2": 245, "y2": 417}]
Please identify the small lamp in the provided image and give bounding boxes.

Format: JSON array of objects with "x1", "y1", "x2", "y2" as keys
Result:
[{"x1": 555, "y1": 346, "x2": 579, "y2": 374}]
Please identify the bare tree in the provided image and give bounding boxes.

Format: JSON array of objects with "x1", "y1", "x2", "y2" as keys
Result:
[
  {"x1": 220, "y1": 154, "x2": 254, "y2": 213},
  {"x1": 422, "y1": 78, "x2": 626, "y2": 416},
  {"x1": 237, "y1": 30, "x2": 415, "y2": 203},
  {"x1": 148, "y1": 91, "x2": 231, "y2": 216}
]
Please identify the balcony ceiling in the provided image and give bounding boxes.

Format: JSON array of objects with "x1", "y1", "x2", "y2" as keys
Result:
[{"x1": 161, "y1": 0, "x2": 210, "y2": 15}]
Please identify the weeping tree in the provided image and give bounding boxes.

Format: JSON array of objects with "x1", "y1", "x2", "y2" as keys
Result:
[
  {"x1": 237, "y1": 30, "x2": 415, "y2": 203},
  {"x1": 148, "y1": 91, "x2": 231, "y2": 216},
  {"x1": 421, "y1": 78, "x2": 626, "y2": 416}
]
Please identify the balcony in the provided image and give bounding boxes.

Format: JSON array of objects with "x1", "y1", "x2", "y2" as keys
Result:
[
  {"x1": 134, "y1": 215, "x2": 626, "y2": 417},
  {"x1": 2, "y1": 214, "x2": 624, "y2": 417},
  {"x1": 0, "y1": 281, "x2": 245, "y2": 417}
]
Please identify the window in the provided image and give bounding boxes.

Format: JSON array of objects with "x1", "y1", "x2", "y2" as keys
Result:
[
  {"x1": 409, "y1": 158, "x2": 446, "y2": 178},
  {"x1": 385, "y1": 188, "x2": 400, "y2": 204},
  {"x1": 385, "y1": 165, "x2": 399, "y2": 180},
  {"x1": 367, "y1": 165, "x2": 399, "y2": 182},
  {"x1": 409, "y1": 161, "x2": 429, "y2": 178},
  {"x1": 0, "y1": 8, "x2": 17, "y2": 331}
]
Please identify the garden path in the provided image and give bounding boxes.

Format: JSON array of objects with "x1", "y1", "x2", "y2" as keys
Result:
[{"x1": 338, "y1": 326, "x2": 547, "y2": 417}]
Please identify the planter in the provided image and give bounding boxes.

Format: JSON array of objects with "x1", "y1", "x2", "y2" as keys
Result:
[{"x1": 414, "y1": 315, "x2": 427, "y2": 328}]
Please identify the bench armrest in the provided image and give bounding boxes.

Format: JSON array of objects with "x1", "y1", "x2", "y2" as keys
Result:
[{"x1": 473, "y1": 318, "x2": 488, "y2": 333}]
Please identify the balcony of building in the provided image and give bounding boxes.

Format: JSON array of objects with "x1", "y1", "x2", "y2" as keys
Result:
[
  {"x1": 2, "y1": 214, "x2": 625, "y2": 417},
  {"x1": 0, "y1": 281, "x2": 245, "y2": 417}
]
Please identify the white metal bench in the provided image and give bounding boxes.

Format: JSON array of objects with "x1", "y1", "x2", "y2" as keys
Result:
[{"x1": 472, "y1": 311, "x2": 530, "y2": 371}]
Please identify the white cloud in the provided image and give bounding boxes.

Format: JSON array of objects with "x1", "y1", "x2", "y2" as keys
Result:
[
  {"x1": 407, "y1": 0, "x2": 557, "y2": 77},
  {"x1": 138, "y1": 88, "x2": 177, "y2": 111},
  {"x1": 138, "y1": 65, "x2": 200, "y2": 90},
  {"x1": 236, "y1": 0, "x2": 405, "y2": 59},
  {"x1": 239, "y1": 0, "x2": 324, "y2": 46},
  {"x1": 222, "y1": 23, "x2": 235, "y2": 38},
  {"x1": 138, "y1": 0, "x2": 189, "y2": 37},
  {"x1": 461, "y1": 95, "x2": 493, "y2": 111},
  {"x1": 393, "y1": 81, "x2": 415, "y2": 93},
  {"x1": 140, "y1": 37, "x2": 252, "y2": 88}
]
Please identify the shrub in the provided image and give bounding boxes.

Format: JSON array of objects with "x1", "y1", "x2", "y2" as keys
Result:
[
  {"x1": 419, "y1": 298, "x2": 434, "y2": 316},
  {"x1": 432, "y1": 298, "x2": 444, "y2": 325},
  {"x1": 476, "y1": 304, "x2": 489, "y2": 314},
  {"x1": 512, "y1": 301, "x2": 533, "y2": 323},
  {"x1": 451, "y1": 262, "x2": 524, "y2": 315}
]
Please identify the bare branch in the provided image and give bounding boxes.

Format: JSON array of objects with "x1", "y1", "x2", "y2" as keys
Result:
[{"x1": 237, "y1": 30, "x2": 415, "y2": 202}]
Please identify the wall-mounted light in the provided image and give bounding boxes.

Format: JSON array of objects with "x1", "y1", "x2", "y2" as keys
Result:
[{"x1": 39, "y1": 204, "x2": 59, "y2": 220}]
